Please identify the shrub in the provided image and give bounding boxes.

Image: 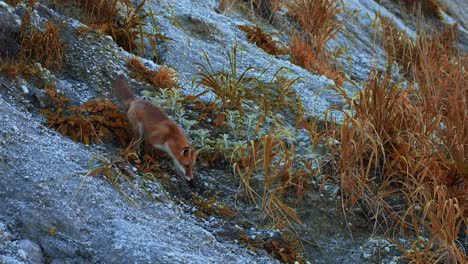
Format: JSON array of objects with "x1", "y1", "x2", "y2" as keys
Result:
[
  {"x1": 41, "y1": 83, "x2": 130, "y2": 145},
  {"x1": 126, "y1": 57, "x2": 177, "y2": 89}
]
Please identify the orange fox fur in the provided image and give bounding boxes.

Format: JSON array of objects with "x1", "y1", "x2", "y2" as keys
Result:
[
  {"x1": 114, "y1": 75, "x2": 199, "y2": 181},
  {"x1": 216, "y1": 0, "x2": 234, "y2": 13}
]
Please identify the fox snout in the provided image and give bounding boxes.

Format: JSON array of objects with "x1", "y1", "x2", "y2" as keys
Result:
[
  {"x1": 151, "y1": 141, "x2": 200, "y2": 182},
  {"x1": 182, "y1": 166, "x2": 195, "y2": 182},
  {"x1": 171, "y1": 158, "x2": 190, "y2": 181},
  {"x1": 174, "y1": 147, "x2": 200, "y2": 182}
]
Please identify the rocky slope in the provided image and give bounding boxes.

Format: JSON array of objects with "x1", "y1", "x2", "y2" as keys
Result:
[{"x1": 0, "y1": 0, "x2": 466, "y2": 263}]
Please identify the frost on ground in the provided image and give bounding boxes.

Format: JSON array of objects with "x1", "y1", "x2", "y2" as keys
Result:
[
  {"x1": 0, "y1": 95, "x2": 277, "y2": 263},
  {"x1": 0, "y1": 0, "x2": 466, "y2": 263}
]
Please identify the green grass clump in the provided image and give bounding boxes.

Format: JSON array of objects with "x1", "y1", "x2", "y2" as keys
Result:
[{"x1": 195, "y1": 45, "x2": 259, "y2": 115}]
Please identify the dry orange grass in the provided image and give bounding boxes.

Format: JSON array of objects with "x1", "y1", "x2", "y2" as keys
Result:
[
  {"x1": 4, "y1": 0, "x2": 22, "y2": 5},
  {"x1": 289, "y1": 35, "x2": 344, "y2": 86},
  {"x1": 325, "y1": 23, "x2": 467, "y2": 262},
  {"x1": 1, "y1": 9, "x2": 64, "y2": 77},
  {"x1": 398, "y1": 0, "x2": 443, "y2": 20},
  {"x1": 233, "y1": 131, "x2": 308, "y2": 227},
  {"x1": 19, "y1": 20, "x2": 65, "y2": 70},
  {"x1": 287, "y1": 0, "x2": 342, "y2": 55},
  {"x1": 238, "y1": 24, "x2": 287, "y2": 56},
  {"x1": 74, "y1": 0, "x2": 118, "y2": 21},
  {"x1": 41, "y1": 83, "x2": 131, "y2": 145},
  {"x1": 380, "y1": 15, "x2": 415, "y2": 76},
  {"x1": 287, "y1": 0, "x2": 344, "y2": 86},
  {"x1": 0, "y1": 56, "x2": 38, "y2": 79},
  {"x1": 126, "y1": 57, "x2": 177, "y2": 89},
  {"x1": 381, "y1": 16, "x2": 458, "y2": 78},
  {"x1": 74, "y1": 0, "x2": 152, "y2": 55}
]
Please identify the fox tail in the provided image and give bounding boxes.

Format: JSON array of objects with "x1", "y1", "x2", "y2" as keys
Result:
[{"x1": 113, "y1": 75, "x2": 134, "y2": 111}]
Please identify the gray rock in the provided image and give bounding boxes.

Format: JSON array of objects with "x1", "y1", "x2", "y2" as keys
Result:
[
  {"x1": 0, "y1": 93, "x2": 277, "y2": 263},
  {"x1": 1, "y1": 0, "x2": 466, "y2": 263},
  {"x1": 0, "y1": 3, "x2": 21, "y2": 57},
  {"x1": 14, "y1": 240, "x2": 44, "y2": 264}
]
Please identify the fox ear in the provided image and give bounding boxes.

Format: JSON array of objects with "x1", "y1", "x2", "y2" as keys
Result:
[
  {"x1": 193, "y1": 148, "x2": 201, "y2": 158},
  {"x1": 180, "y1": 147, "x2": 190, "y2": 157}
]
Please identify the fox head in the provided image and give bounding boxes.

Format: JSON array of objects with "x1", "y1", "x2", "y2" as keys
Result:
[
  {"x1": 146, "y1": 121, "x2": 200, "y2": 182},
  {"x1": 173, "y1": 147, "x2": 200, "y2": 181}
]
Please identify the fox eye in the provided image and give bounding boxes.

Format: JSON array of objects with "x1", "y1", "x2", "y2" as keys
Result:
[{"x1": 180, "y1": 147, "x2": 190, "y2": 156}]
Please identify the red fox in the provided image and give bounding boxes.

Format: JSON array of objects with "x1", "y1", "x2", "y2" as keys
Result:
[
  {"x1": 113, "y1": 75, "x2": 200, "y2": 181},
  {"x1": 216, "y1": 0, "x2": 234, "y2": 13}
]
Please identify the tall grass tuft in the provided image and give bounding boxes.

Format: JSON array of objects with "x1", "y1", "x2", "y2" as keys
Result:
[
  {"x1": 325, "y1": 21, "x2": 467, "y2": 262},
  {"x1": 195, "y1": 45, "x2": 259, "y2": 114},
  {"x1": 19, "y1": 18, "x2": 65, "y2": 70},
  {"x1": 287, "y1": 0, "x2": 344, "y2": 86},
  {"x1": 233, "y1": 131, "x2": 307, "y2": 227},
  {"x1": 287, "y1": 0, "x2": 342, "y2": 55}
]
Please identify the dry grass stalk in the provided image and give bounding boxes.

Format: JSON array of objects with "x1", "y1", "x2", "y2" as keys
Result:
[
  {"x1": 233, "y1": 131, "x2": 307, "y2": 227},
  {"x1": 380, "y1": 16, "x2": 415, "y2": 75},
  {"x1": 380, "y1": 16, "x2": 458, "y2": 78},
  {"x1": 74, "y1": 0, "x2": 157, "y2": 55}
]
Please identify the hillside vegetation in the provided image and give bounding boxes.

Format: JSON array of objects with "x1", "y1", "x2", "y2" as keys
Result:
[{"x1": 0, "y1": 0, "x2": 466, "y2": 263}]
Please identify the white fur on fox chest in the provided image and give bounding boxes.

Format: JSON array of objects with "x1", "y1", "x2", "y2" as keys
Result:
[
  {"x1": 137, "y1": 122, "x2": 144, "y2": 139},
  {"x1": 153, "y1": 142, "x2": 187, "y2": 178}
]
